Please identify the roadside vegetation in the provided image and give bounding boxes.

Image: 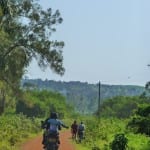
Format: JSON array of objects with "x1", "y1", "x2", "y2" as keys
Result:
[
  {"x1": 0, "y1": 89, "x2": 75, "y2": 150},
  {"x1": 77, "y1": 117, "x2": 150, "y2": 150},
  {"x1": 75, "y1": 95, "x2": 150, "y2": 150},
  {"x1": 2, "y1": 90, "x2": 150, "y2": 150},
  {"x1": 1, "y1": 1, "x2": 150, "y2": 150},
  {"x1": 0, "y1": 114, "x2": 40, "y2": 150}
]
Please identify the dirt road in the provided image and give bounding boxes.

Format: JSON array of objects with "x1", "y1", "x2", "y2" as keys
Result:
[{"x1": 21, "y1": 130, "x2": 76, "y2": 150}]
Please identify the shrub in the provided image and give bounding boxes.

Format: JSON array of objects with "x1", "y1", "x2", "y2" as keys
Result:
[{"x1": 110, "y1": 133, "x2": 128, "y2": 150}]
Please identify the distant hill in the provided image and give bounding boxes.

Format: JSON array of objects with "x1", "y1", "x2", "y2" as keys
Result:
[{"x1": 21, "y1": 79, "x2": 145, "y2": 114}]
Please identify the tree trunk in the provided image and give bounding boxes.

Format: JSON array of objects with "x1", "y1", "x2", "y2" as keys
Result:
[{"x1": 0, "y1": 89, "x2": 5, "y2": 115}]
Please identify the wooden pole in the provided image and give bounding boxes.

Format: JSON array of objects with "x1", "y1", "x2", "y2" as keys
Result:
[{"x1": 98, "y1": 81, "x2": 101, "y2": 116}]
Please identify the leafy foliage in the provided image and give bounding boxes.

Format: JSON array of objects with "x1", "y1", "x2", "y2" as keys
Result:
[
  {"x1": 75, "y1": 117, "x2": 126, "y2": 150},
  {"x1": 0, "y1": 0, "x2": 64, "y2": 89},
  {"x1": 110, "y1": 133, "x2": 128, "y2": 150},
  {"x1": 0, "y1": 114, "x2": 40, "y2": 150},
  {"x1": 99, "y1": 96, "x2": 150, "y2": 118},
  {"x1": 16, "y1": 90, "x2": 74, "y2": 118},
  {"x1": 0, "y1": 80, "x2": 16, "y2": 115},
  {"x1": 76, "y1": 117, "x2": 150, "y2": 150},
  {"x1": 127, "y1": 104, "x2": 150, "y2": 136}
]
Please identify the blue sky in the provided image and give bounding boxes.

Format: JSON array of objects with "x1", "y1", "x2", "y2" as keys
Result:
[{"x1": 27, "y1": 0, "x2": 150, "y2": 86}]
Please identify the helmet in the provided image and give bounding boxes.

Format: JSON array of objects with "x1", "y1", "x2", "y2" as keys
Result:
[{"x1": 50, "y1": 112, "x2": 58, "y2": 119}]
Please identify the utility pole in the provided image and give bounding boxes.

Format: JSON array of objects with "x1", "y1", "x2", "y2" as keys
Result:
[{"x1": 98, "y1": 81, "x2": 101, "y2": 117}]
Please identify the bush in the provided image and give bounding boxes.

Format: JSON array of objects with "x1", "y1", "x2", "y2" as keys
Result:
[
  {"x1": 0, "y1": 114, "x2": 40, "y2": 149},
  {"x1": 110, "y1": 133, "x2": 128, "y2": 150},
  {"x1": 127, "y1": 104, "x2": 150, "y2": 136}
]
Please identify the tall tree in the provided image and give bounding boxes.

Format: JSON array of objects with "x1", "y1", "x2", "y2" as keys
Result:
[{"x1": 0, "y1": 0, "x2": 65, "y2": 88}]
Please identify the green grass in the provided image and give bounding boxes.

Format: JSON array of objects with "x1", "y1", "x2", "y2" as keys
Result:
[
  {"x1": 73, "y1": 117, "x2": 150, "y2": 150},
  {"x1": 0, "y1": 114, "x2": 41, "y2": 150},
  {"x1": 75, "y1": 144, "x2": 89, "y2": 150}
]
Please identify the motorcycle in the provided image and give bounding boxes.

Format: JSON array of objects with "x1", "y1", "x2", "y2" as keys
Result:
[
  {"x1": 44, "y1": 132, "x2": 59, "y2": 150},
  {"x1": 41, "y1": 120, "x2": 61, "y2": 150}
]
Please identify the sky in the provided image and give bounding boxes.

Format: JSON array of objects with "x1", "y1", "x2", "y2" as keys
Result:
[{"x1": 27, "y1": 0, "x2": 150, "y2": 86}]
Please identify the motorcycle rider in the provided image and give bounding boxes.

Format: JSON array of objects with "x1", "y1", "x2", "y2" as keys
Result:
[{"x1": 42, "y1": 112, "x2": 68, "y2": 148}]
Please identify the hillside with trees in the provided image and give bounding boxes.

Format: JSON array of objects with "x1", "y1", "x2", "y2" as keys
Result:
[{"x1": 22, "y1": 79, "x2": 145, "y2": 113}]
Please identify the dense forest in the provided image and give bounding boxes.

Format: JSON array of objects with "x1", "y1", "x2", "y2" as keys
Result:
[{"x1": 22, "y1": 79, "x2": 145, "y2": 113}]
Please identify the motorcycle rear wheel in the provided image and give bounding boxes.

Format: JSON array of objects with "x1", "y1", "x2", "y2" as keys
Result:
[{"x1": 45, "y1": 143, "x2": 59, "y2": 150}]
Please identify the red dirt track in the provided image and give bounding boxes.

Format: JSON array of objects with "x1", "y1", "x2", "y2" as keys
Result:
[{"x1": 21, "y1": 130, "x2": 76, "y2": 150}]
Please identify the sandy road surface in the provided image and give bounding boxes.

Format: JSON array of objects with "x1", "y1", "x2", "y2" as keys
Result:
[{"x1": 21, "y1": 130, "x2": 76, "y2": 150}]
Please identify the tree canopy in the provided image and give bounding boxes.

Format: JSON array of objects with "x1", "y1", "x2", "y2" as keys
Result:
[{"x1": 0, "y1": 0, "x2": 65, "y2": 88}]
